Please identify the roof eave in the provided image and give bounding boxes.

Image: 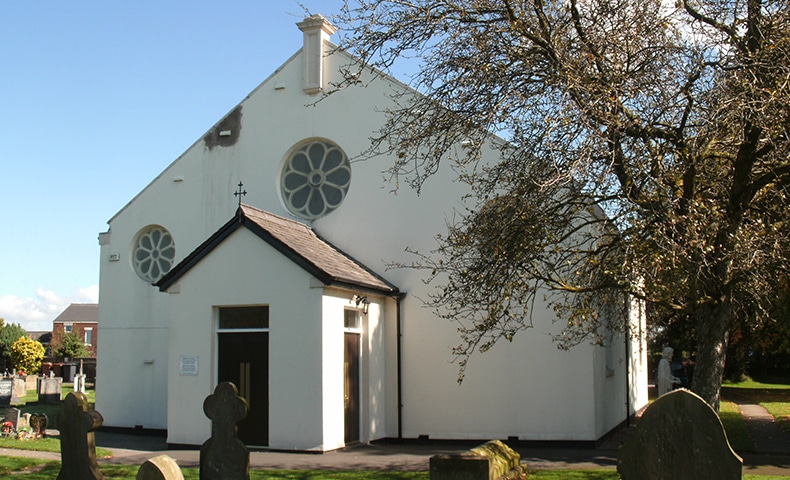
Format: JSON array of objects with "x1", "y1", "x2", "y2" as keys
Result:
[
  {"x1": 156, "y1": 206, "x2": 401, "y2": 298},
  {"x1": 324, "y1": 279, "x2": 400, "y2": 297}
]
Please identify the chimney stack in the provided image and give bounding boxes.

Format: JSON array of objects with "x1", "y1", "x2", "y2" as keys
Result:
[{"x1": 297, "y1": 15, "x2": 337, "y2": 95}]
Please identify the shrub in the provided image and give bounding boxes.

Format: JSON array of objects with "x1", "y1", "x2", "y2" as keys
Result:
[
  {"x1": 55, "y1": 332, "x2": 89, "y2": 359},
  {"x1": 9, "y1": 337, "x2": 45, "y2": 375}
]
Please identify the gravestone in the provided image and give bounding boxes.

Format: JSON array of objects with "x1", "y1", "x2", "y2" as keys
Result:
[
  {"x1": 0, "y1": 379, "x2": 13, "y2": 406},
  {"x1": 19, "y1": 412, "x2": 30, "y2": 430},
  {"x1": 57, "y1": 392, "x2": 104, "y2": 480},
  {"x1": 137, "y1": 454, "x2": 185, "y2": 480},
  {"x1": 200, "y1": 382, "x2": 250, "y2": 480},
  {"x1": 25, "y1": 375, "x2": 38, "y2": 391},
  {"x1": 4, "y1": 407, "x2": 20, "y2": 431},
  {"x1": 30, "y1": 413, "x2": 48, "y2": 437},
  {"x1": 430, "y1": 439, "x2": 525, "y2": 480},
  {"x1": 618, "y1": 388, "x2": 742, "y2": 480},
  {"x1": 74, "y1": 374, "x2": 87, "y2": 394},
  {"x1": 38, "y1": 377, "x2": 63, "y2": 404},
  {"x1": 11, "y1": 378, "x2": 26, "y2": 403}
]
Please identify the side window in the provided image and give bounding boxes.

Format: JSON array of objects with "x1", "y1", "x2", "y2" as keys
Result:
[
  {"x1": 133, "y1": 225, "x2": 176, "y2": 282},
  {"x1": 344, "y1": 309, "x2": 361, "y2": 331},
  {"x1": 219, "y1": 306, "x2": 270, "y2": 330}
]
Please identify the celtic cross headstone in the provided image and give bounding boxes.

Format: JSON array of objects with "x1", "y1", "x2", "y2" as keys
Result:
[
  {"x1": 57, "y1": 391, "x2": 104, "y2": 480},
  {"x1": 199, "y1": 382, "x2": 250, "y2": 480}
]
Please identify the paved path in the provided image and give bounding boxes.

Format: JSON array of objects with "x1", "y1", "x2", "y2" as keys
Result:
[
  {"x1": 2, "y1": 402, "x2": 790, "y2": 476},
  {"x1": 1, "y1": 430, "x2": 789, "y2": 476},
  {"x1": 724, "y1": 388, "x2": 790, "y2": 454},
  {"x1": 739, "y1": 403, "x2": 790, "y2": 453}
]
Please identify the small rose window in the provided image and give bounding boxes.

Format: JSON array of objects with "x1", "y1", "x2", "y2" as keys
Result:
[
  {"x1": 281, "y1": 140, "x2": 351, "y2": 220},
  {"x1": 133, "y1": 226, "x2": 175, "y2": 282}
]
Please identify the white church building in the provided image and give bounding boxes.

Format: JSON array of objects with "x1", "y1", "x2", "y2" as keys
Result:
[{"x1": 96, "y1": 15, "x2": 648, "y2": 451}]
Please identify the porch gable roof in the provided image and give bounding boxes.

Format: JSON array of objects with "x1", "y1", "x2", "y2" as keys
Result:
[{"x1": 156, "y1": 204, "x2": 399, "y2": 296}]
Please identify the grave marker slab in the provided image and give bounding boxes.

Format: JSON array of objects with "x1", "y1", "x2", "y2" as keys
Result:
[
  {"x1": 25, "y1": 375, "x2": 38, "y2": 391},
  {"x1": 4, "y1": 407, "x2": 20, "y2": 431},
  {"x1": 38, "y1": 377, "x2": 62, "y2": 404},
  {"x1": 0, "y1": 379, "x2": 13, "y2": 406},
  {"x1": 11, "y1": 378, "x2": 25, "y2": 403},
  {"x1": 617, "y1": 388, "x2": 742, "y2": 480},
  {"x1": 430, "y1": 440, "x2": 525, "y2": 480},
  {"x1": 200, "y1": 382, "x2": 249, "y2": 480},
  {"x1": 18, "y1": 413, "x2": 30, "y2": 430},
  {"x1": 57, "y1": 392, "x2": 104, "y2": 480},
  {"x1": 137, "y1": 454, "x2": 185, "y2": 480},
  {"x1": 74, "y1": 374, "x2": 87, "y2": 394}
]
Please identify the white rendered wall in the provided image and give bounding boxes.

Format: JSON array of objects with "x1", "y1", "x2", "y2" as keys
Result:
[
  {"x1": 593, "y1": 297, "x2": 649, "y2": 437},
  {"x1": 97, "y1": 232, "x2": 169, "y2": 430},
  {"x1": 307, "y1": 57, "x2": 635, "y2": 441},
  {"x1": 97, "y1": 46, "x2": 403, "y2": 436},
  {"x1": 397, "y1": 294, "x2": 599, "y2": 441},
  {"x1": 320, "y1": 289, "x2": 391, "y2": 450},
  {"x1": 99, "y1": 36, "x2": 644, "y2": 443},
  {"x1": 162, "y1": 228, "x2": 325, "y2": 448}
]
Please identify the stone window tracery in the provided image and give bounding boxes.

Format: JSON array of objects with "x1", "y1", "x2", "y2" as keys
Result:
[
  {"x1": 133, "y1": 226, "x2": 175, "y2": 282},
  {"x1": 281, "y1": 140, "x2": 351, "y2": 220}
]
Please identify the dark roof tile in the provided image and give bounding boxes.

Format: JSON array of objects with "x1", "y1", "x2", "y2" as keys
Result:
[
  {"x1": 53, "y1": 303, "x2": 98, "y2": 323},
  {"x1": 157, "y1": 205, "x2": 398, "y2": 295},
  {"x1": 241, "y1": 205, "x2": 397, "y2": 293}
]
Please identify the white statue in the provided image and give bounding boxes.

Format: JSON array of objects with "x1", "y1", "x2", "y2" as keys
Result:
[{"x1": 657, "y1": 346, "x2": 681, "y2": 396}]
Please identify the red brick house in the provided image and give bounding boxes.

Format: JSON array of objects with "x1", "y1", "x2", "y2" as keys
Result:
[{"x1": 51, "y1": 303, "x2": 98, "y2": 358}]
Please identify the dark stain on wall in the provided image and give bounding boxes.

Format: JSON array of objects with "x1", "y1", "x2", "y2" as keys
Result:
[{"x1": 203, "y1": 105, "x2": 242, "y2": 150}]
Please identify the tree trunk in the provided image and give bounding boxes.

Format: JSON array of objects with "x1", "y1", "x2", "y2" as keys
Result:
[{"x1": 691, "y1": 300, "x2": 731, "y2": 410}]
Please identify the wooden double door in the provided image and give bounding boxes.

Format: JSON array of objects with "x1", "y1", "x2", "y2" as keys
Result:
[
  {"x1": 217, "y1": 331, "x2": 269, "y2": 447},
  {"x1": 216, "y1": 311, "x2": 360, "y2": 447}
]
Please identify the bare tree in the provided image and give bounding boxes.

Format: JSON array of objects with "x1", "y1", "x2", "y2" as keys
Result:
[{"x1": 333, "y1": 0, "x2": 790, "y2": 408}]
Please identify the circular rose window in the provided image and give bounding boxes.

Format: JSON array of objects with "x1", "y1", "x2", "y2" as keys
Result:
[
  {"x1": 281, "y1": 140, "x2": 351, "y2": 220},
  {"x1": 133, "y1": 226, "x2": 175, "y2": 282}
]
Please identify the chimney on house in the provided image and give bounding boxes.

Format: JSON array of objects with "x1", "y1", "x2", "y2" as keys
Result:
[{"x1": 297, "y1": 14, "x2": 337, "y2": 95}]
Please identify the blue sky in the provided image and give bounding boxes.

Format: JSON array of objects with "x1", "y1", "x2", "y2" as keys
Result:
[{"x1": 0, "y1": 1, "x2": 346, "y2": 331}]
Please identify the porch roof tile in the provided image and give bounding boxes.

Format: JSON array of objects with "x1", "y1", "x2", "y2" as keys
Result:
[{"x1": 156, "y1": 204, "x2": 399, "y2": 296}]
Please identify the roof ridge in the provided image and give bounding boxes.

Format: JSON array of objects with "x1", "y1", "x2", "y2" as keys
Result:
[{"x1": 240, "y1": 204, "x2": 312, "y2": 230}]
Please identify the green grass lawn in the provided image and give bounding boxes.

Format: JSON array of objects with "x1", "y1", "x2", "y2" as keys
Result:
[
  {"x1": 720, "y1": 399, "x2": 754, "y2": 452},
  {"x1": 0, "y1": 457, "x2": 431, "y2": 480},
  {"x1": 0, "y1": 458, "x2": 787, "y2": 480},
  {"x1": 762, "y1": 402, "x2": 790, "y2": 433},
  {"x1": 13, "y1": 383, "x2": 96, "y2": 406},
  {"x1": 0, "y1": 385, "x2": 111, "y2": 456},
  {"x1": 724, "y1": 379, "x2": 790, "y2": 390},
  {"x1": 13, "y1": 384, "x2": 96, "y2": 422}
]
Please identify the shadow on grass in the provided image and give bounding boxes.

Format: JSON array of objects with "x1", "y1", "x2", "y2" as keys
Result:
[
  {"x1": 0, "y1": 457, "x2": 431, "y2": 480},
  {"x1": 528, "y1": 471, "x2": 619, "y2": 479}
]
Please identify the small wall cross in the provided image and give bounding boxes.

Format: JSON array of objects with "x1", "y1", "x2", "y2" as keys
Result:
[{"x1": 234, "y1": 182, "x2": 248, "y2": 207}]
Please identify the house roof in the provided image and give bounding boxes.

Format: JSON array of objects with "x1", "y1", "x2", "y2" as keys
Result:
[
  {"x1": 53, "y1": 303, "x2": 98, "y2": 323},
  {"x1": 156, "y1": 204, "x2": 399, "y2": 296},
  {"x1": 28, "y1": 331, "x2": 52, "y2": 344}
]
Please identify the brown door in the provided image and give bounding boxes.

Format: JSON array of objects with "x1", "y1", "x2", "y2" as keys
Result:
[
  {"x1": 218, "y1": 331, "x2": 269, "y2": 446},
  {"x1": 344, "y1": 332, "x2": 360, "y2": 444}
]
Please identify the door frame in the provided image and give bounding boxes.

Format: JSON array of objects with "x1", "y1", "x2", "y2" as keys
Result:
[
  {"x1": 343, "y1": 308, "x2": 363, "y2": 445},
  {"x1": 215, "y1": 306, "x2": 270, "y2": 447}
]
